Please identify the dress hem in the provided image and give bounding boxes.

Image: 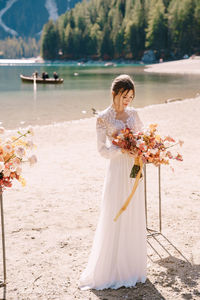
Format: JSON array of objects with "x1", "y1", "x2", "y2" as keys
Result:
[{"x1": 78, "y1": 276, "x2": 147, "y2": 291}]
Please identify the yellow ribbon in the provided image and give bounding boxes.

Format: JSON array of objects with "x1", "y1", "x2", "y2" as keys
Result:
[{"x1": 113, "y1": 156, "x2": 143, "y2": 222}]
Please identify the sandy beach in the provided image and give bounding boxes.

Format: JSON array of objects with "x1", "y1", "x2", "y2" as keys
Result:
[
  {"x1": 0, "y1": 93, "x2": 199, "y2": 299},
  {"x1": 145, "y1": 57, "x2": 200, "y2": 75}
]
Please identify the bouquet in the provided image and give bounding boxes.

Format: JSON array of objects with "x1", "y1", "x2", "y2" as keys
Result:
[
  {"x1": 112, "y1": 123, "x2": 183, "y2": 177},
  {"x1": 112, "y1": 124, "x2": 183, "y2": 221},
  {"x1": 0, "y1": 126, "x2": 37, "y2": 190}
]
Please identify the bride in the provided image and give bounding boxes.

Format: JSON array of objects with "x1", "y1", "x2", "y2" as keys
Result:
[{"x1": 79, "y1": 74, "x2": 147, "y2": 290}]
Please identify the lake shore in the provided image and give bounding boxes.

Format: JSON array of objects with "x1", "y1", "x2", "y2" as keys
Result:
[
  {"x1": 145, "y1": 57, "x2": 200, "y2": 75},
  {"x1": 2, "y1": 95, "x2": 200, "y2": 299},
  {"x1": 0, "y1": 57, "x2": 140, "y2": 66}
]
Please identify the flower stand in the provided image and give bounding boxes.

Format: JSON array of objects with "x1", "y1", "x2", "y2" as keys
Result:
[
  {"x1": 0, "y1": 187, "x2": 6, "y2": 288},
  {"x1": 144, "y1": 164, "x2": 162, "y2": 237}
]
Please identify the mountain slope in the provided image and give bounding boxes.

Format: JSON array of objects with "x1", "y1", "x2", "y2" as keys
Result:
[{"x1": 0, "y1": 0, "x2": 82, "y2": 39}]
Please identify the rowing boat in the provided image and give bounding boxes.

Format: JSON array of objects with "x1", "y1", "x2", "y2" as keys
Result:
[{"x1": 20, "y1": 74, "x2": 64, "y2": 84}]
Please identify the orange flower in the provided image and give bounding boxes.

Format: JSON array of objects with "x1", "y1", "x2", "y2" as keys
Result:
[{"x1": 164, "y1": 136, "x2": 175, "y2": 142}]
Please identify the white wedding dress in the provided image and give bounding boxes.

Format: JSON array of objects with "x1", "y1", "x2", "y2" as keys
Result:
[{"x1": 78, "y1": 104, "x2": 147, "y2": 290}]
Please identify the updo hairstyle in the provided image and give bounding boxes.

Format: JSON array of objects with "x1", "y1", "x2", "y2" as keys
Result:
[{"x1": 110, "y1": 74, "x2": 135, "y2": 101}]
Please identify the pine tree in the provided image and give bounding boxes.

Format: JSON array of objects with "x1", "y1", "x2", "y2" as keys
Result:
[
  {"x1": 168, "y1": 0, "x2": 197, "y2": 55},
  {"x1": 124, "y1": 0, "x2": 146, "y2": 59},
  {"x1": 145, "y1": 0, "x2": 168, "y2": 50},
  {"x1": 40, "y1": 0, "x2": 200, "y2": 60},
  {"x1": 41, "y1": 20, "x2": 60, "y2": 60},
  {"x1": 194, "y1": 0, "x2": 200, "y2": 52},
  {"x1": 100, "y1": 25, "x2": 114, "y2": 59},
  {"x1": 63, "y1": 23, "x2": 74, "y2": 58}
]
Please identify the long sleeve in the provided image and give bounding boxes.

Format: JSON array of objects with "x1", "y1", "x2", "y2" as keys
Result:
[
  {"x1": 133, "y1": 109, "x2": 144, "y2": 132},
  {"x1": 96, "y1": 117, "x2": 122, "y2": 159}
]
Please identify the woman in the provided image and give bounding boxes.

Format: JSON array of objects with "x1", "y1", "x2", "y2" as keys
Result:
[{"x1": 79, "y1": 74, "x2": 147, "y2": 290}]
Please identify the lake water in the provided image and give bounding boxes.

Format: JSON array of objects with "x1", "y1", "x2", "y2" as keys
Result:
[{"x1": 0, "y1": 62, "x2": 199, "y2": 129}]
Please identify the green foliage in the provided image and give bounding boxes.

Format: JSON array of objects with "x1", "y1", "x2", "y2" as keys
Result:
[
  {"x1": 168, "y1": 0, "x2": 198, "y2": 54},
  {"x1": 100, "y1": 25, "x2": 114, "y2": 59},
  {"x1": 0, "y1": 37, "x2": 40, "y2": 58},
  {"x1": 145, "y1": 0, "x2": 168, "y2": 50},
  {"x1": 124, "y1": 0, "x2": 146, "y2": 58},
  {"x1": 40, "y1": 0, "x2": 200, "y2": 60},
  {"x1": 40, "y1": 20, "x2": 60, "y2": 60}
]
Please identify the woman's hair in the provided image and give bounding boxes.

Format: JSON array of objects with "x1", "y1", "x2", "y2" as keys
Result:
[{"x1": 111, "y1": 74, "x2": 135, "y2": 99}]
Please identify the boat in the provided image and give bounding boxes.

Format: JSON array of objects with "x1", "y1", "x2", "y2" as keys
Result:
[{"x1": 20, "y1": 74, "x2": 64, "y2": 84}]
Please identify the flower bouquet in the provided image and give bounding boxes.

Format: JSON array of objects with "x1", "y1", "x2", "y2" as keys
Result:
[
  {"x1": 0, "y1": 126, "x2": 37, "y2": 286},
  {"x1": 0, "y1": 126, "x2": 37, "y2": 190},
  {"x1": 112, "y1": 124, "x2": 183, "y2": 221},
  {"x1": 112, "y1": 123, "x2": 183, "y2": 177}
]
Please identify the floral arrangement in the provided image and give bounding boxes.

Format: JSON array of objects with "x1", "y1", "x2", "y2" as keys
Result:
[
  {"x1": 112, "y1": 123, "x2": 183, "y2": 178},
  {"x1": 112, "y1": 124, "x2": 184, "y2": 222},
  {"x1": 0, "y1": 126, "x2": 37, "y2": 190}
]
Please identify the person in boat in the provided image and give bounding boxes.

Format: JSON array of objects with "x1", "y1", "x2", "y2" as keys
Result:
[
  {"x1": 53, "y1": 72, "x2": 59, "y2": 80},
  {"x1": 41, "y1": 72, "x2": 49, "y2": 80},
  {"x1": 32, "y1": 71, "x2": 38, "y2": 78},
  {"x1": 42, "y1": 72, "x2": 46, "y2": 80}
]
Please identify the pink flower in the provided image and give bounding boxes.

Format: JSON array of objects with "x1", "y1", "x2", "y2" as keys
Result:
[
  {"x1": 3, "y1": 168, "x2": 10, "y2": 177},
  {"x1": 166, "y1": 151, "x2": 173, "y2": 159},
  {"x1": 15, "y1": 146, "x2": 25, "y2": 158},
  {"x1": 28, "y1": 155, "x2": 37, "y2": 165},
  {"x1": 12, "y1": 157, "x2": 21, "y2": 165},
  {"x1": 16, "y1": 166, "x2": 22, "y2": 176},
  {"x1": 10, "y1": 164, "x2": 16, "y2": 172},
  {"x1": 175, "y1": 153, "x2": 183, "y2": 161}
]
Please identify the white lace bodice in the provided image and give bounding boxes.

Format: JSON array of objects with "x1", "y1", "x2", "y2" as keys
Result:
[{"x1": 96, "y1": 105, "x2": 144, "y2": 159}]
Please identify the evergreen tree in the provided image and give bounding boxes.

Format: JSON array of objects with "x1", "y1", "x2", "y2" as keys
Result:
[
  {"x1": 63, "y1": 23, "x2": 74, "y2": 58},
  {"x1": 100, "y1": 25, "x2": 114, "y2": 59},
  {"x1": 40, "y1": 0, "x2": 200, "y2": 60},
  {"x1": 114, "y1": 29, "x2": 125, "y2": 58},
  {"x1": 125, "y1": 0, "x2": 146, "y2": 59},
  {"x1": 194, "y1": 0, "x2": 200, "y2": 51},
  {"x1": 110, "y1": 0, "x2": 125, "y2": 58},
  {"x1": 145, "y1": 0, "x2": 168, "y2": 50},
  {"x1": 168, "y1": 0, "x2": 197, "y2": 55},
  {"x1": 89, "y1": 23, "x2": 101, "y2": 57},
  {"x1": 0, "y1": 37, "x2": 40, "y2": 58},
  {"x1": 41, "y1": 20, "x2": 60, "y2": 60}
]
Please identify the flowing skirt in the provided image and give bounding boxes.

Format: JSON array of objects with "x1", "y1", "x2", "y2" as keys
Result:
[{"x1": 78, "y1": 153, "x2": 147, "y2": 290}]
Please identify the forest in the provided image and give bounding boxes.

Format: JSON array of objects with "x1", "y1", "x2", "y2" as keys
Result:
[
  {"x1": 0, "y1": 37, "x2": 40, "y2": 59},
  {"x1": 41, "y1": 0, "x2": 200, "y2": 61}
]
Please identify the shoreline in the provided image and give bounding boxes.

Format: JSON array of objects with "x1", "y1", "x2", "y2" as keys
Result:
[
  {"x1": 145, "y1": 57, "x2": 200, "y2": 75},
  {"x1": 0, "y1": 57, "x2": 144, "y2": 66},
  {"x1": 1, "y1": 56, "x2": 200, "y2": 72},
  {"x1": 5, "y1": 93, "x2": 199, "y2": 131}
]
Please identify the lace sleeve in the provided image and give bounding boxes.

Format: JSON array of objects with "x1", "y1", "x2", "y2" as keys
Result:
[
  {"x1": 133, "y1": 109, "x2": 144, "y2": 132},
  {"x1": 96, "y1": 117, "x2": 122, "y2": 159}
]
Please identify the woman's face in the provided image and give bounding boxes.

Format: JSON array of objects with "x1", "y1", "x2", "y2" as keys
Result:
[
  {"x1": 121, "y1": 89, "x2": 134, "y2": 106},
  {"x1": 113, "y1": 89, "x2": 134, "y2": 111}
]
